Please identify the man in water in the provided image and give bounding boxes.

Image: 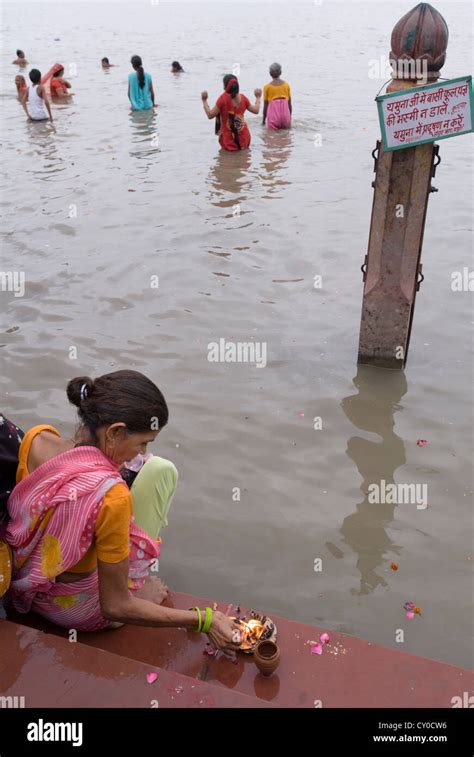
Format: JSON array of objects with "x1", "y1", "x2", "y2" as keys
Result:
[
  {"x1": 13, "y1": 49, "x2": 28, "y2": 66},
  {"x1": 21, "y1": 69, "x2": 53, "y2": 122}
]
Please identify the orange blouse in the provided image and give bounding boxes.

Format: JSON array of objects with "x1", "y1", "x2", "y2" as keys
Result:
[
  {"x1": 50, "y1": 78, "x2": 69, "y2": 97},
  {"x1": 17, "y1": 426, "x2": 131, "y2": 572}
]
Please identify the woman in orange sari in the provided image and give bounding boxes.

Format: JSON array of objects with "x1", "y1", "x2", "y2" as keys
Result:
[
  {"x1": 4, "y1": 371, "x2": 241, "y2": 653},
  {"x1": 41, "y1": 63, "x2": 72, "y2": 98}
]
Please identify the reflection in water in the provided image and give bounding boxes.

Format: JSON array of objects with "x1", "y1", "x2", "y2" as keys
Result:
[
  {"x1": 253, "y1": 671, "x2": 280, "y2": 701},
  {"x1": 260, "y1": 129, "x2": 292, "y2": 197},
  {"x1": 26, "y1": 120, "x2": 55, "y2": 136},
  {"x1": 128, "y1": 109, "x2": 158, "y2": 162},
  {"x1": 337, "y1": 367, "x2": 407, "y2": 595},
  {"x1": 25, "y1": 124, "x2": 64, "y2": 180},
  {"x1": 207, "y1": 149, "x2": 252, "y2": 208}
]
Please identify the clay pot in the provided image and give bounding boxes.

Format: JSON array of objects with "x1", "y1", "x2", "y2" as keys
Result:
[{"x1": 254, "y1": 640, "x2": 280, "y2": 677}]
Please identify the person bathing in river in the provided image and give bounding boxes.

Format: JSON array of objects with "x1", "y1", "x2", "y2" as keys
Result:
[
  {"x1": 214, "y1": 74, "x2": 233, "y2": 139},
  {"x1": 21, "y1": 69, "x2": 53, "y2": 122},
  {"x1": 128, "y1": 55, "x2": 155, "y2": 111},
  {"x1": 41, "y1": 64, "x2": 72, "y2": 98},
  {"x1": 101, "y1": 57, "x2": 115, "y2": 69},
  {"x1": 4, "y1": 370, "x2": 240, "y2": 653},
  {"x1": 262, "y1": 63, "x2": 292, "y2": 130},
  {"x1": 15, "y1": 74, "x2": 27, "y2": 99},
  {"x1": 13, "y1": 50, "x2": 28, "y2": 66},
  {"x1": 171, "y1": 61, "x2": 184, "y2": 73},
  {"x1": 201, "y1": 75, "x2": 261, "y2": 151}
]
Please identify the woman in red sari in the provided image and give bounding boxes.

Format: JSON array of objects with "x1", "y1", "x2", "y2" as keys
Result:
[{"x1": 201, "y1": 76, "x2": 261, "y2": 151}]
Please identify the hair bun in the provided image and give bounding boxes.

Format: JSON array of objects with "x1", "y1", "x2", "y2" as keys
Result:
[{"x1": 67, "y1": 376, "x2": 94, "y2": 408}]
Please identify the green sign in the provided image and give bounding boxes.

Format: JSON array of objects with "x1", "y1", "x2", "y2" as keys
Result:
[{"x1": 377, "y1": 76, "x2": 473, "y2": 151}]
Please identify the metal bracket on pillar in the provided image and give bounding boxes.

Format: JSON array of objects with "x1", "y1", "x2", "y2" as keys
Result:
[
  {"x1": 429, "y1": 145, "x2": 441, "y2": 192},
  {"x1": 371, "y1": 141, "x2": 380, "y2": 188},
  {"x1": 416, "y1": 264, "x2": 424, "y2": 291},
  {"x1": 361, "y1": 255, "x2": 368, "y2": 282},
  {"x1": 432, "y1": 144, "x2": 441, "y2": 176}
]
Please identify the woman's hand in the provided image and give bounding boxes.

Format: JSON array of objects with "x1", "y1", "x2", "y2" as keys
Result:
[
  {"x1": 254, "y1": 88, "x2": 262, "y2": 98},
  {"x1": 201, "y1": 90, "x2": 208, "y2": 101},
  {"x1": 206, "y1": 610, "x2": 242, "y2": 653}
]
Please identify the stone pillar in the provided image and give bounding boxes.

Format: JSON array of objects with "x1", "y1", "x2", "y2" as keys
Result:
[{"x1": 357, "y1": 3, "x2": 448, "y2": 368}]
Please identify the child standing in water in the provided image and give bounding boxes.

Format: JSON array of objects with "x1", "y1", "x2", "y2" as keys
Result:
[
  {"x1": 21, "y1": 69, "x2": 53, "y2": 122},
  {"x1": 201, "y1": 76, "x2": 261, "y2": 151},
  {"x1": 262, "y1": 63, "x2": 292, "y2": 130},
  {"x1": 128, "y1": 55, "x2": 155, "y2": 111}
]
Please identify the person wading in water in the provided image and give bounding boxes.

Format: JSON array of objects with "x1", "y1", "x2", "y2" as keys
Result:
[{"x1": 201, "y1": 75, "x2": 261, "y2": 151}]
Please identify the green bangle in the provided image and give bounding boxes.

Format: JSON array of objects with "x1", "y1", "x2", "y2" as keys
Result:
[
  {"x1": 201, "y1": 607, "x2": 213, "y2": 634},
  {"x1": 190, "y1": 606, "x2": 202, "y2": 633}
]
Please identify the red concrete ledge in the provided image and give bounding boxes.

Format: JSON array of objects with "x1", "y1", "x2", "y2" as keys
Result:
[
  {"x1": 5, "y1": 592, "x2": 473, "y2": 708},
  {"x1": 0, "y1": 620, "x2": 275, "y2": 708}
]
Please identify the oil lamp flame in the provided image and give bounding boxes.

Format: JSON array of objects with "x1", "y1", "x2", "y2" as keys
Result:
[
  {"x1": 237, "y1": 614, "x2": 276, "y2": 653},
  {"x1": 240, "y1": 619, "x2": 265, "y2": 645}
]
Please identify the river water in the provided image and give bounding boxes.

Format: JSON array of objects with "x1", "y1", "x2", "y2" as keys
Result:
[{"x1": 0, "y1": 0, "x2": 472, "y2": 669}]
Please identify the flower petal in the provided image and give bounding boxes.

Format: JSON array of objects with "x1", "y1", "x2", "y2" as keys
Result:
[
  {"x1": 320, "y1": 633, "x2": 330, "y2": 644},
  {"x1": 311, "y1": 643, "x2": 323, "y2": 655},
  {"x1": 406, "y1": 611, "x2": 415, "y2": 619},
  {"x1": 146, "y1": 672, "x2": 158, "y2": 684},
  {"x1": 416, "y1": 439, "x2": 428, "y2": 447}
]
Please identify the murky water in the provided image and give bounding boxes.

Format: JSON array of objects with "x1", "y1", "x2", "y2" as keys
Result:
[{"x1": 0, "y1": 1, "x2": 472, "y2": 668}]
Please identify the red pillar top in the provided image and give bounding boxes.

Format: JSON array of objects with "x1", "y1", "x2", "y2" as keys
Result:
[{"x1": 390, "y1": 2, "x2": 449, "y2": 80}]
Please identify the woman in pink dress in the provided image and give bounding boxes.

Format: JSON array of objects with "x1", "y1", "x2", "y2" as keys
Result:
[{"x1": 262, "y1": 63, "x2": 292, "y2": 130}]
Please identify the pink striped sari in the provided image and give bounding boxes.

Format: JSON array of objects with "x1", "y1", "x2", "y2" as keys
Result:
[{"x1": 6, "y1": 446, "x2": 160, "y2": 631}]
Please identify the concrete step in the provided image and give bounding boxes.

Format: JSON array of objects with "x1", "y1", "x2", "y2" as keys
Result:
[
  {"x1": 0, "y1": 619, "x2": 275, "y2": 708},
  {"x1": 5, "y1": 591, "x2": 473, "y2": 707}
]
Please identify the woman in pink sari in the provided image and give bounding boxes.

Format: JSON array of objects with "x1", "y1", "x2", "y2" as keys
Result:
[
  {"x1": 262, "y1": 63, "x2": 292, "y2": 130},
  {"x1": 6, "y1": 370, "x2": 240, "y2": 652}
]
